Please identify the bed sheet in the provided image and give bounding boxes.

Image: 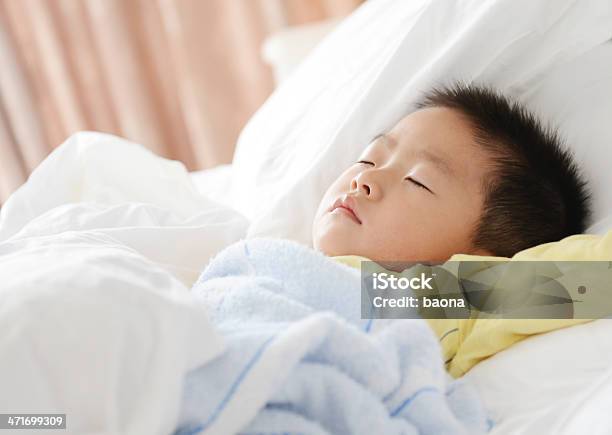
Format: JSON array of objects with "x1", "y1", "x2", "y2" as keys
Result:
[{"x1": 465, "y1": 319, "x2": 612, "y2": 434}]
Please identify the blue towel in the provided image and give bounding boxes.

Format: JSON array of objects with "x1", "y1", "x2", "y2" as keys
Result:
[{"x1": 176, "y1": 238, "x2": 488, "y2": 435}]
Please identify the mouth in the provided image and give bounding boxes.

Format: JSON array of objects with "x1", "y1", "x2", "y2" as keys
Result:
[{"x1": 329, "y1": 196, "x2": 362, "y2": 225}]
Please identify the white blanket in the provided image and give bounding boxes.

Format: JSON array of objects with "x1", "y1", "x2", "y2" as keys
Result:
[{"x1": 0, "y1": 132, "x2": 249, "y2": 435}]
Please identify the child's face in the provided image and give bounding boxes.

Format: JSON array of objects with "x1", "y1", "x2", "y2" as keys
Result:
[{"x1": 312, "y1": 107, "x2": 494, "y2": 262}]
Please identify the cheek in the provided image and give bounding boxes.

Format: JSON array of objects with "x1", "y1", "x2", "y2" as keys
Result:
[
  {"x1": 370, "y1": 198, "x2": 441, "y2": 249},
  {"x1": 316, "y1": 172, "x2": 354, "y2": 215},
  {"x1": 312, "y1": 212, "x2": 359, "y2": 255},
  {"x1": 314, "y1": 192, "x2": 333, "y2": 222},
  {"x1": 413, "y1": 198, "x2": 479, "y2": 251},
  {"x1": 313, "y1": 178, "x2": 346, "y2": 243},
  {"x1": 376, "y1": 198, "x2": 428, "y2": 230},
  {"x1": 437, "y1": 192, "x2": 482, "y2": 230}
]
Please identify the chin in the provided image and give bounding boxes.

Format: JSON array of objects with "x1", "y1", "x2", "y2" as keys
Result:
[{"x1": 313, "y1": 235, "x2": 350, "y2": 257}]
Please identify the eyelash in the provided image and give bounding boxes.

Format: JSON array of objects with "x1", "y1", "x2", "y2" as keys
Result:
[
  {"x1": 356, "y1": 160, "x2": 430, "y2": 192},
  {"x1": 405, "y1": 177, "x2": 429, "y2": 190}
]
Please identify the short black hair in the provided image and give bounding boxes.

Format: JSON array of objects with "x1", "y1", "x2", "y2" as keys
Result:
[{"x1": 415, "y1": 82, "x2": 591, "y2": 257}]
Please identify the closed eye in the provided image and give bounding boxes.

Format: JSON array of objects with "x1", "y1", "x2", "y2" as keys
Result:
[
  {"x1": 405, "y1": 176, "x2": 432, "y2": 193},
  {"x1": 356, "y1": 160, "x2": 375, "y2": 166}
]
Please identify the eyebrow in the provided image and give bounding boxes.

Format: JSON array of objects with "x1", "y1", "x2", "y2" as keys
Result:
[{"x1": 371, "y1": 133, "x2": 456, "y2": 178}]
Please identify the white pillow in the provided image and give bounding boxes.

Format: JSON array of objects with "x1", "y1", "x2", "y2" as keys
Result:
[
  {"x1": 228, "y1": 0, "x2": 612, "y2": 245},
  {"x1": 464, "y1": 319, "x2": 612, "y2": 434}
]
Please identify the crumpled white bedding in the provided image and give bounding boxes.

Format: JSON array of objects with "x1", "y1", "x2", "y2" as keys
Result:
[
  {"x1": 466, "y1": 319, "x2": 612, "y2": 435},
  {"x1": 0, "y1": 132, "x2": 249, "y2": 435},
  {"x1": 3, "y1": 130, "x2": 612, "y2": 435}
]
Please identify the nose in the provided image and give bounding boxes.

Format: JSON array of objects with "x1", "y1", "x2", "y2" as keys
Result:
[{"x1": 350, "y1": 170, "x2": 381, "y2": 200}]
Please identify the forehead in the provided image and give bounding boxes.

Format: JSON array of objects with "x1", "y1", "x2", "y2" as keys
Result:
[
  {"x1": 389, "y1": 107, "x2": 477, "y2": 154},
  {"x1": 382, "y1": 107, "x2": 488, "y2": 179}
]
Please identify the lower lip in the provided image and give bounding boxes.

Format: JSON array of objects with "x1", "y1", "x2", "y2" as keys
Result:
[{"x1": 331, "y1": 206, "x2": 361, "y2": 224}]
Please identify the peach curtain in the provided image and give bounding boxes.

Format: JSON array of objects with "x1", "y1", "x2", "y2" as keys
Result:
[{"x1": 0, "y1": 0, "x2": 362, "y2": 203}]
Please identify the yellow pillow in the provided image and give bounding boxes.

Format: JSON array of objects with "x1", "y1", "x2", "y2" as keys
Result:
[
  {"x1": 334, "y1": 230, "x2": 612, "y2": 377},
  {"x1": 445, "y1": 230, "x2": 612, "y2": 377}
]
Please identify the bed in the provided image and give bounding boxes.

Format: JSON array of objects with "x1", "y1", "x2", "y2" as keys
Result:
[
  {"x1": 189, "y1": 162, "x2": 612, "y2": 435},
  {"x1": 186, "y1": 0, "x2": 612, "y2": 430}
]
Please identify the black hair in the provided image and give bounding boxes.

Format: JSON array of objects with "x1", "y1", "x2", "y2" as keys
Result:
[{"x1": 415, "y1": 82, "x2": 591, "y2": 257}]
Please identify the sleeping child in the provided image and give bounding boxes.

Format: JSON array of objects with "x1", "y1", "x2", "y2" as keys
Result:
[
  {"x1": 181, "y1": 82, "x2": 593, "y2": 433},
  {"x1": 312, "y1": 82, "x2": 592, "y2": 376}
]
